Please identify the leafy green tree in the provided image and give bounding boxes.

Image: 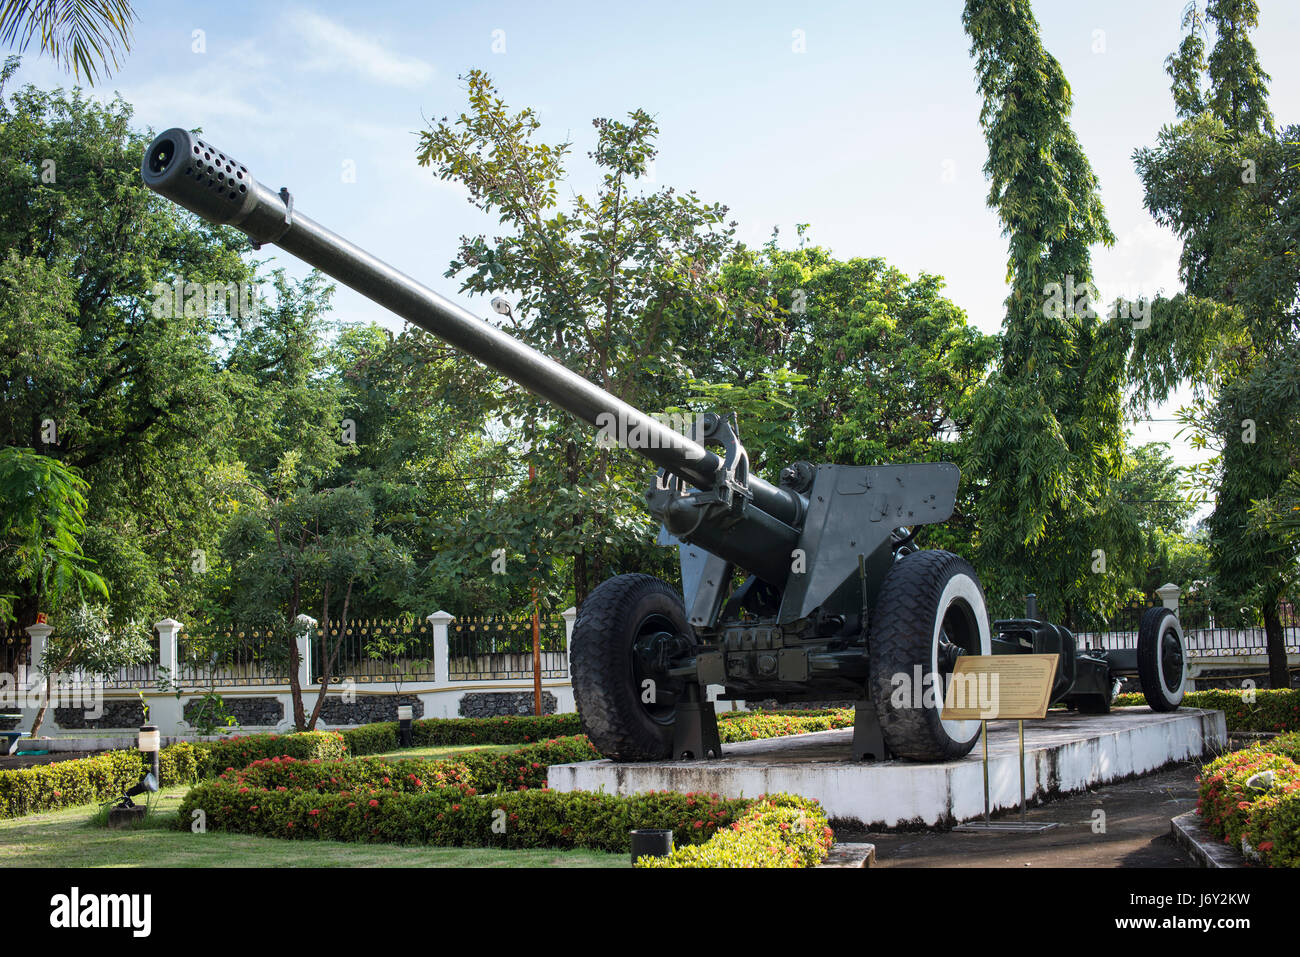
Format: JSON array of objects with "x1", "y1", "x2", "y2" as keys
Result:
[
  {"x1": 218, "y1": 479, "x2": 410, "y2": 730},
  {"x1": 1130, "y1": 0, "x2": 1297, "y2": 685},
  {"x1": 694, "y1": 242, "x2": 997, "y2": 475},
  {"x1": 959, "y1": 0, "x2": 1135, "y2": 623},
  {"x1": 0, "y1": 447, "x2": 106, "y2": 622},
  {"x1": 329, "y1": 322, "x2": 516, "y2": 616},
  {"x1": 0, "y1": 59, "x2": 253, "y2": 627},
  {"x1": 416, "y1": 71, "x2": 736, "y2": 605},
  {"x1": 29, "y1": 601, "x2": 151, "y2": 735}
]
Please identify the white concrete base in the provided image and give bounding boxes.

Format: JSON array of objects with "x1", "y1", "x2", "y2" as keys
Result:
[{"x1": 548, "y1": 707, "x2": 1227, "y2": 828}]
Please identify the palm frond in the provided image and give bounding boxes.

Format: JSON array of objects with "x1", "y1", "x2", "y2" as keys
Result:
[{"x1": 0, "y1": 0, "x2": 137, "y2": 83}]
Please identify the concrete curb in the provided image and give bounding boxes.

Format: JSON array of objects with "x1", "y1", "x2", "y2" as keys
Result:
[
  {"x1": 1169, "y1": 810, "x2": 1243, "y2": 868},
  {"x1": 819, "y1": 843, "x2": 876, "y2": 868}
]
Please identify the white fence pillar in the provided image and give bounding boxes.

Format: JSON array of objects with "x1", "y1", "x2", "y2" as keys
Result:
[
  {"x1": 295, "y1": 614, "x2": 316, "y2": 690},
  {"x1": 21, "y1": 622, "x2": 53, "y2": 732},
  {"x1": 428, "y1": 611, "x2": 453, "y2": 683},
  {"x1": 148, "y1": 618, "x2": 185, "y2": 735},
  {"x1": 562, "y1": 607, "x2": 577, "y2": 666},
  {"x1": 1156, "y1": 583, "x2": 1181, "y2": 614},
  {"x1": 24, "y1": 621, "x2": 52, "y2": 689},
  {"x1": 155, "y1": 618, "x2": 182, "y2": 679}
]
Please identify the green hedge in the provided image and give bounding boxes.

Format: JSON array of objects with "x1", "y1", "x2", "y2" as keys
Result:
[
  {"x1": 1198, "y1": 742, "x2": 1300, "y2": 867},
  {"x1": 1114, "y1": 689, "x2": 1300, "y2": 733},
  {"x1": 338, "y1": 723, "x2": 398, "y2": 756},
  {"x1": 339, "y1": 710, "x2": 861, "y2": 758},
  {"x1": 449, "y1": 736, "x2": 600, "y2": 791},
  {"x1": 0, "y1": 742, "x2": 201, "y2": 820},
  {"x1": 717, "y1": 710, "x2": 853, "y2": 743},
  {"x1": 636, "y1": 794, "x2": 833, "y2": 868},
  {"x1": 339, "y1": 715, "x2": 583, "y2": 756},
  {"x1": 176, "y1": 778, "x2": 754, "y2": 853},
  {"x1": 197, "y1": 731, "x2": 347, "y2": 777},
  {"x1": 221, "y1": 735, "x2": 599, "y2": 797},
  {"x1": 223, "y1": 754, "x2": 475, "y2": 796}
]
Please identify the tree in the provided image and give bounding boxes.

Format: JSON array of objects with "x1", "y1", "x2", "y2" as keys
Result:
[
  {"x1": 416, "y1": 71, "x2": 737, "y2": 605},
  {"x1": 218, "y1": 479, "x2": 410, "y2": 731},
  {"x1": 0, "y1": 1, "x2": 137, "y2": 81},
  {"x1": 0, "y1": 59, "x2": 255, "y2": 628},
  {"x1": 692, "y1": 241, "x2": 997, "y2": 474},
  {"x1": 0, "y1": 447, "x2": 107, "y2": 624},
  {"x1": 959, "y1": 0, "x2": 1135, "y2": 622},
  {"x1": 1130, "y1": 0, "x2": 1297, "y2": 685},
  {"x1": 29, "y1": 601, "x2": 150, "y2": 735}
]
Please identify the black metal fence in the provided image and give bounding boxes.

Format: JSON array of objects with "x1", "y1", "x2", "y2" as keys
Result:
[
  {"x1": 313, "y1": 618, "x2": 437, "y2": 684},
  {"x1": 2, "y1": 612, "x2": 574, "y2": 689},
  {"x1": 448, "y1": 614, "x2": 567, "y2": 681},
  {"x1": 1, "y1": 625, "x2": 27, "y2": 683},
  {"x1": 178, "y1": 628, "x2": 290, "y2": 688},
  {"x1": 1068, "y1": 600, "x2": 1300, "y2": 657}
]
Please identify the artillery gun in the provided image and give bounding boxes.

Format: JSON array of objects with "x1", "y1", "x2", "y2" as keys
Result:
[{"x1": 141, "y1": 128, "x2": 1188, "y2": 763}]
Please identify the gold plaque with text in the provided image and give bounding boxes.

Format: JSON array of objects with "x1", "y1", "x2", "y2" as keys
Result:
[{"x1": 941, "y1": 654, "x2": 1060, "y2": 721}]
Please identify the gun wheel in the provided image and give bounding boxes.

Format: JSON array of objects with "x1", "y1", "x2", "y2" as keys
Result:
[
  {"x1": 1137, "y1": 607, "x2": 1186, "y2": 711},
  {"x1": 868, "y1": 550, "x2": 991, "y2": 761},
  {"x1": 571, "y1": 574, "x2": 693, "y2": 761}
]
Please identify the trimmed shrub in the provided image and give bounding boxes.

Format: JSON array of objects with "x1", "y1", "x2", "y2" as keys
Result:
[
  {"x1": 158, "y1": 742, "x2": 202, "y2": 786},
  {"x1": 226, "y1": 754, "x2": 474, "y2": 796},
  {"x1": 1241, "y1": 779, "x2": 1300, "y2": 868},
  {"x1": 637, "y1": 794, "x2": 833, "y2": 868},
  {"x1": 339, "y1": 722, "x2": 399, "y2": 756},
  {"x1": 451, "y1": 736, "x2": 601, "y2": 792},
  {"x1": 1114, "y1": 689, "x2": 1300, "y2": 733},
  {"x1": 196, "y1": 731, "x2": 347, "y2": 777},
  {"x1": 1197, "y1": 745, "x2": 1300, "y2": 842},
  {"x1": 176, "y1": 778, "x2": 753, "y2": 853},
  {"x1": 717, "y1": 710, "x2": 853, "y2": 743},
  {"x1": 0, "y1": 742, "x2": 200, "y2": 819},
  {"x1": 410, "y1": 714, "x2": 582, "y2": 746},
  {"x1": 1263, "y1": 731, "x2": 1300, "y2": 764}
]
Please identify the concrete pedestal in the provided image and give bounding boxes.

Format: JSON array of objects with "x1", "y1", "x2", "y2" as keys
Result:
[{"x1": 548, "y1": 707, "x2": 1227, "y2": 828}]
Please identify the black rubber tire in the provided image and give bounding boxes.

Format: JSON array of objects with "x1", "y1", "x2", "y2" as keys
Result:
[
  {"x1": 571, "y1": 574, "x2": 690, "y2": 762},
  {"x1": 868, "y1": 550, "x2": 991, "y2": 761},
  {"x1": 1138, "y1": 606, "x2": 1186, "y2": 712}
]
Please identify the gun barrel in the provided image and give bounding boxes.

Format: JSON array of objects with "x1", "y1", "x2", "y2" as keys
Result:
[{"x1": 141, "y1": 127, "x2": 798, "y2": 524}]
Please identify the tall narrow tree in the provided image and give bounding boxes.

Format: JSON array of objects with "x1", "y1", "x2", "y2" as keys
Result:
[
  {"x1": 1131, "y1": 1, "x2": 1297, "y2": 686},
  {"x1": 960, "y1": 0, "x2": 1135, "y2": 621}
]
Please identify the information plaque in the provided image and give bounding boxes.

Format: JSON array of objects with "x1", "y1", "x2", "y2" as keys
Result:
[{"x1": 942, "y1": 654, "x2": 1059, "y2": 721}]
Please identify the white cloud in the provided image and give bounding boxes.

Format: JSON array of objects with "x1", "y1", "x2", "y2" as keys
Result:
[
  {"x1": 114, "y1": 41, "x2": 274, "y2": 129},
  {"x1": 287, "y1": 9, "x2": 435, "y2": 90}
]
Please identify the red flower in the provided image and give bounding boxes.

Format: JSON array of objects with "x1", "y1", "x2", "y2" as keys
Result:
[{"x1": 368, "y1": 799, "x2": 379, "y2": 807}]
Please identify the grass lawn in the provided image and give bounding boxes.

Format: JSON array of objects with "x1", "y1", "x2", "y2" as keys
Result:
[
  {"x1": 371, "y1": 743, "x2": 518, "y2": 761},
  {"x1": 0, "y1": 787, "x2": 626, "y2": 868}
]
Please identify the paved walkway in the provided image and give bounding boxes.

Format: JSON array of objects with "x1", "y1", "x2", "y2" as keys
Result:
[{"x1": 838, "y1": 760, "x2": 1201, "y2": 867}]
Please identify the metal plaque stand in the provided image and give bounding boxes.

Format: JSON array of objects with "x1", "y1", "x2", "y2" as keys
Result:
[{"x1": 954, "y1": 720, "x2": 1059, "y2": 833}]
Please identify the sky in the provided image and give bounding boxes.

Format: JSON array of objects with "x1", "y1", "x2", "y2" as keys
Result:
[{"x1": 8, "y1": 0, "x2": 1300, "y2": 487}]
